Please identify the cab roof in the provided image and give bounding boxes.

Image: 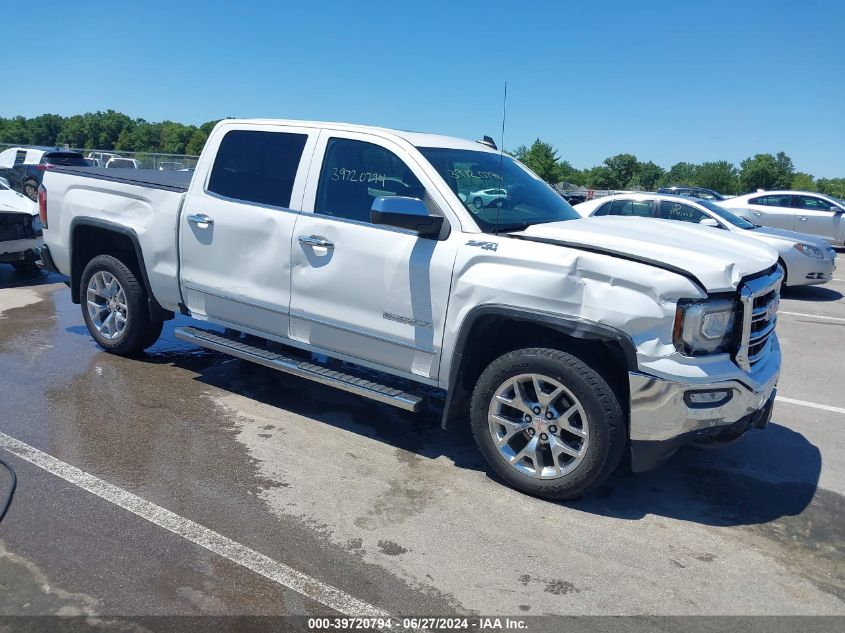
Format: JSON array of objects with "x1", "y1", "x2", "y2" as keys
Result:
[{"x1": 226, "y1": 118, "x2": 500, "y2": 153}]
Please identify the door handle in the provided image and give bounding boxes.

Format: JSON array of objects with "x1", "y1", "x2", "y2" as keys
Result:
[
  {"x1": 752, "y1": 211, "x2": 762, "y2": 216},
  {"x1": 298, "y1": 235, "x2": 334, "y2": 248},
  {"x1": 798, "y1": 216, "x2": 808, "y2": 221},
  {"x1": 187, "y1": 213, "x2": 214, "y2": 226}
]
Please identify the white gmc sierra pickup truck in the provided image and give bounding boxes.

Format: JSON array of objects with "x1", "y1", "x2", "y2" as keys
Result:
[{"x1": 38, "y1": 119, "x2": 783, "y2": 499}]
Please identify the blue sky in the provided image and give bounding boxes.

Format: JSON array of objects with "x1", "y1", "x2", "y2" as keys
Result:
[{"x1": 6, "y1": 0, "x2": 844, "y2": 176}]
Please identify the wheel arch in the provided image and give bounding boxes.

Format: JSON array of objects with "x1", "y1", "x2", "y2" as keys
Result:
[
  {"x1": 441, "y1": 304, "x2": 637, "y2": 429},
  {"x1": 69, "y1": 218, "x2": 173, "y2": 322}
]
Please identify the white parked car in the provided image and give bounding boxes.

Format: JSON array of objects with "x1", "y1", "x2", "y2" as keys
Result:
[
  {"x1": 576, "y1": 193, "x2": 836, "y2": 287},
  {"x1": 39, "y1": 118, "x2": 782, "y2": 500},
  {"x1": 105, "y1": 157, "x2": 139, "y2": 169},
  {"x1": 716, "y1": 191, "x2": 845, "y2": 247},
  {"x1": 468, "y1": 187, "x2": 507, "y2": 209},
  {"x1": 0, "y1": 176, "x2": 42, "y2": 272}
]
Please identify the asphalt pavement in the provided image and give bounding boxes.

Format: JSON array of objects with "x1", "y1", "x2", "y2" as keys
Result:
[{"x1": 0, "y1": 256, "x2": 842, "y2": 622}]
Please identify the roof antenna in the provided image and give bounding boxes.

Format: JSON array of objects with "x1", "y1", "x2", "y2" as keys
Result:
[{"x1": 494, "y1": 81, "x2": 507, "y2": 232}]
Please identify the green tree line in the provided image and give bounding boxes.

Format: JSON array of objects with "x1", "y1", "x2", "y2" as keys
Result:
[
  {"x1": 513, "y1": 139, "x2": 845, "y2": 198},
  {"x1": 0, "y1": 111, "x2": 219, "y2": 156},
  {"x1": 1, "y1": 113, "x2": 843, "y2": 198}
]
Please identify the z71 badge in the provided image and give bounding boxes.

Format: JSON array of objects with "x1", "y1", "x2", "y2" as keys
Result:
[{"x1": 466, "y1": 240, "x2": 498, "y2": 251}]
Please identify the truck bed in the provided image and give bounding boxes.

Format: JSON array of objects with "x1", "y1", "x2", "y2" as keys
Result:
[{"x1": 49, "y1": 166, "x2": 192, "y2": 193}]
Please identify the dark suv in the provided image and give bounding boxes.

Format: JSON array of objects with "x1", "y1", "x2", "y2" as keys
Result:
[
  {"x1": 656, "y1": 186, "x2": 726, "y2": 201},
  {"x1": 1, "y1": 149, "x2": 90, "y2": 201}
]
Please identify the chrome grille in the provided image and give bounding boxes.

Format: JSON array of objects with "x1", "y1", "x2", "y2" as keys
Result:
[{"x1": 735, "y1": 267, "x2": 783, "y2": 372}]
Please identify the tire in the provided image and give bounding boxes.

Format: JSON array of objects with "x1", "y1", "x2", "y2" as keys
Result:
[
  {"x1": 470, "y1": 347, "x2": 626, "y2": 500},
  {"x1": 80, "y1": 254, "x2": 163, "y2": 355},
  {"x1": 23, "y1": 180, "x2": 38, "y2": 201},
  {"x1": 473, "y1": 197, "x2": 483, "y2": 209},
  {"x1": 777, "y1": 258, "x2": 788, "y2": 288}
]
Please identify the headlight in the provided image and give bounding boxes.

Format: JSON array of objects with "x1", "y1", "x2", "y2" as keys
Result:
[
  {"x1": 673, "y1": 298, "x2": 737, "y2": 355},
  {"x1": 793, "y1": 243, "x2": 824, "y2": 259}
]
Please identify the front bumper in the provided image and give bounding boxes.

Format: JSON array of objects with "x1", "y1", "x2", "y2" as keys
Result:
[
  {"x1": 628, "y1": 337, "x2": 780, "y2": 472},
  {"x1": 786, "y1": 249, "x2": 836, "y2": 286}
]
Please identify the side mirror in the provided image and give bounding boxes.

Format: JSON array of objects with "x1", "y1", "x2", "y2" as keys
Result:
[
  {"x1": 370, "y1": 196, "x2": 445, "y2": 239},
  {"x1": 0, "y1": 176, "x2": 9, "y2": 188},
  {"x1": 698, "y1": 217, "x2": 720, "y2": 228},
  {"x1": 830, "y1": 206, "x2": 842, "y2": 214}
]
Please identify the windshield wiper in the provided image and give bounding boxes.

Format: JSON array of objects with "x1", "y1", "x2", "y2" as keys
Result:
[{"x1": 491, "y1": 221, "x2": 531, "y2": 234}]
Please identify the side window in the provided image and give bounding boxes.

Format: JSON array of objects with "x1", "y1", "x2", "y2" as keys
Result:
[
  {"x1": 794, "y1": 195, "x2": 833, "y2": 211},
  {"x1": 608, "y1": 199, "x2": 652, "y2": 217},
  {"x1": 14, "y1": 150, "x2": 26, "y2": 165},
  {"x1": 315, "y1": 138, "x2": 425, "y2": 223},
  {"x1": 593, "y1": 201, "x2": 613, "y2": 216},
  {"x1": 207, "y1": 130, "x2": 308, "y2": 208},
  {"x1": 659, "y1": 200, "x2": 708, "y2": 223},
  {"x1": 751, "y1": 195, "x2": 792, "y2": 208}
]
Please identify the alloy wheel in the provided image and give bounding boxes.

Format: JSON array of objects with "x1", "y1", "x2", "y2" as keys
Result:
[{"x1": 487, "y1": 373, "x2": 589, "y2": 479}]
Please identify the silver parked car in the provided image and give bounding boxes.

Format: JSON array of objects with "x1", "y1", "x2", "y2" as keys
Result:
[
  {"x1": 467, "y1": 187, "x2": 507, "y2": 209},
  {"x1": 716, "y1": 190, "x2": 845, "y2": 248},
  {"x1": 576, "y1": 193, "x2": 836, "y2": 287}
]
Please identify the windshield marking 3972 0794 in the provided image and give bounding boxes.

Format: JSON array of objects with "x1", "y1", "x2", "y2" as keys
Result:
[{"x1": 418, "y1": 147, "x2": 579, "y2": 233}]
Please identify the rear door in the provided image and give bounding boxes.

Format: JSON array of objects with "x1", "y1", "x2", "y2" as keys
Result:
[
  {"x1": 289, "y1": 132, "x2": 459, "y2": 381},
  {"x1": 179, "y1": 124, "x2": 318, "y2": 338},
  {"x1": 792, "y1": 194, "x2": 841, "y2": 242},
  {"x1": 745, "y1": 194, "x2": 795, "y2": 230}
]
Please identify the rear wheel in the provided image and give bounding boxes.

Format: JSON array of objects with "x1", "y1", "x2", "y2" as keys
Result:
[
  {"x1": 23, "y1": 180, "x2": 38, "y2": 201},
  {"x1": 80, "y1": 254, "x2": 162, "y2": 354},
  {"x1": 470, "y1": 348, "x2": 626, "y2": 500}
]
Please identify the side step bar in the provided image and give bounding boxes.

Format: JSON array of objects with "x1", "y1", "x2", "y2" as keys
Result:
[{"x1": 174, "y1": 326, "x2": 424, "y2": 412}]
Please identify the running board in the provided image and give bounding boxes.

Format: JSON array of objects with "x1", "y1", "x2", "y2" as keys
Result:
[{"x1": 174, "y1": 326, "x2": 423, "y2": 412}]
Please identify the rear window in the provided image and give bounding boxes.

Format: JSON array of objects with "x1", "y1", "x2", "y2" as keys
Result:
[
  {"x1": 207, "y1": 130, "x2": 307, "y2": 208},
  {"x1": 42, "y1": 152, "x2": 89, "y2": 167}
]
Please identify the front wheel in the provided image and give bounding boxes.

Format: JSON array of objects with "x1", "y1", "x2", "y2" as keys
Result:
[
  {"x1": 470, "y1": 348, "x2": 626, "y2": 500},
  {"x1": 80, "y1": 254, "x2": 163, "y2": 355}
]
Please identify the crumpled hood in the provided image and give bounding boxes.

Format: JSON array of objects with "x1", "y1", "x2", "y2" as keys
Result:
[
  {"x1": 512, "y1": 216, "x2": 778, "y2": 293},
  {"x1": 0, "y1": 189, "x2": 37, "y2": 216}
]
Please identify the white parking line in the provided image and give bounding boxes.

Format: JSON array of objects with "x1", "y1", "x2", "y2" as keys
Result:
[
  {"x1": 776, "y1": 396, "x2": 845, "y2": 415},
  {"x1": 779, "y1": 311, "x2": 845, "y2": 322},
  {"x1": 0, "y1": 431, "x2": 391, "y2": 618}
]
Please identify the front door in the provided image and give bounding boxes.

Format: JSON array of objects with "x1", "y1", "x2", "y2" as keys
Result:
[
  {"x1": 180, "y1": 124, "x2": 317, "y2": 337},
  {"x1": 289, "y1": 133, "x2": 458, "y2": 381},
  {"x1": 792, "y1": 195, "x2": 841, "y2": 242}
]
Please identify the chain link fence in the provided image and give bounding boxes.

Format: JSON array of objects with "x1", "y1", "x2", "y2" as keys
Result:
[{"x1": 0, "y1": 143, "x2": 199, "y2": 171}]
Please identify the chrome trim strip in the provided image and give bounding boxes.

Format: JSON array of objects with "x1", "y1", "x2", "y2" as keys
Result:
[
  {"x1": 182, "y1": 282, "x2": 289, "y2": 316},
  {"x1": 174, "y1": 326, "x2": 423, "y2": 412},
  {"x1": 290, "y1": 311, "x2": 435, "y2": 353}
]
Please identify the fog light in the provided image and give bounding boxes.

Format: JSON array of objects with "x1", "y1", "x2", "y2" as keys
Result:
[{"x1": 684, "y1": 389, "x2": 732, "y2": 408}]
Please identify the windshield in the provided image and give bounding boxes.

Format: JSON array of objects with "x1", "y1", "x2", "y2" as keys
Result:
[
  {"x1": 43, "y1": 153, "x2": 89, "y2": 167},
  {"x1": 417, "y1": 147, "x2": 580, "y2": 232},
  {"x1": 696, "y1": 198, "x2": 756, "y2": 229}
]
